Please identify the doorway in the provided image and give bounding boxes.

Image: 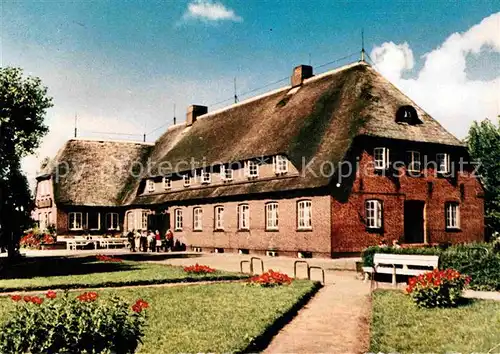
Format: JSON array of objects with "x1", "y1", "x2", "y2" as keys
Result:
[{"x1": 404, "y1": 201, "x2": 425, "y2": 244}]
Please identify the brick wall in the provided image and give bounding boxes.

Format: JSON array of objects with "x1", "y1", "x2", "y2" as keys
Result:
[
  {"x1": 168, "y1": 195, "x2": 332, "y2": 257},
  {"x1": 331, "y1": 138, "x2": 484, "y2": 253}
]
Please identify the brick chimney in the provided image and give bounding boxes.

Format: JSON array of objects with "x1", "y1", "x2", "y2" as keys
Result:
[
  {"x1": 186, "y1": 105, "x2": 208, "y2": 126},
  {"x1": 291, "y1": 65, "x2": 313, "y2": 87}
]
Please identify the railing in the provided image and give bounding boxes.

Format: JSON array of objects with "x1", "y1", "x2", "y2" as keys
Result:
[{"x1": 293, "y1": 260, "x2": 326, "y2": 285}]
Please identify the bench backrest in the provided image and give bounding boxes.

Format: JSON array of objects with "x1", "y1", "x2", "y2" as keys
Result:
[{"x1": 373, "y1": 253, "x2": 439, "y2": 268}]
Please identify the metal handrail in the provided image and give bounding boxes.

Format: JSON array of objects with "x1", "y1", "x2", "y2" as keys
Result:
[
  {"x1": 240, "y1": 260, "x2": 251, "y2": 273},
  {"x1": 293, "y1": 260, "x2": 309, "y2": 279},
  {"x1": 308, "y1": 266, "x2": 325, "y2": 285},
  {"x1": 250, "y1": 257, "x2": 264, "y2": 274}
]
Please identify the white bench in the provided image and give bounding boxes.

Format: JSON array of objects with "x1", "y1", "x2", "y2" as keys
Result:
[
  {"x1": 362, "y1": 253, "x2": 439, "y2": 286},
  {"x1": 66, "y1": 239, "x2": 97, "y2": 250},
  {"x1": 99, "y1": 239, "x2": 127, "y2": 249}
]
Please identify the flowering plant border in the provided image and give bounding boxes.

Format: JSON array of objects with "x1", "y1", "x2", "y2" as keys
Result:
[
  {"x1": 183, "y1": 263, "x2": 216, "y2": 274},
  {"x1": 249, "y1": 269, "x2": 293, "y2": 287}
]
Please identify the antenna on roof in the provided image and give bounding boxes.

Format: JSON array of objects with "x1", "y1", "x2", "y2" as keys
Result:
[
  {"x1": 74, "y1": 113, "x2": 77, "y2": 138},
  {"x1": 234, "y1": 77, "x2": 239, "y2": 104},
  {"x1": 173, "y1": 103, "x2": 177, "y2": 125},
  {"x1": 360, "y1": 28, "x2": 366, "y2": 62}
]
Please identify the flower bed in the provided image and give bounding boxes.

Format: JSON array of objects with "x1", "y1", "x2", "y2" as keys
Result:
[
  {"x1": 184, "y1": 264, "x2": 216, "y2": 274},
  {"x1": 406, "y1": 268, "x2": 471, "y2": 308},
  {"x1": 20, "y1": 231, "x2": 55, "y2": 249},
  {"x1": 96, "y1": 254, "x2": 123, "y2": 262},
  {"x1": 0, "y1": 290, "x2": 148, "y2": 353},
  {"x1": 249, "y1": 270, "x2": 292, "y2": 287}
]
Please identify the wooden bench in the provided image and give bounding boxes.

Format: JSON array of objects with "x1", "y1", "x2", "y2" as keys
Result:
[{"x1": 362, "y1": 253, "x2": 439, "y2": 287}]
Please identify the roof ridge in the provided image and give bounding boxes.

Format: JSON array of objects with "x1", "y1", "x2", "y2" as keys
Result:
[{"x1": 70, "y1": 137, "x2": 154, "y2": 146}]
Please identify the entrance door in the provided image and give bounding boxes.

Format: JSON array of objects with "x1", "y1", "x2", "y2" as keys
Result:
[{"x1": 404, "y1": 201, "x2": 425, "y2": 244}]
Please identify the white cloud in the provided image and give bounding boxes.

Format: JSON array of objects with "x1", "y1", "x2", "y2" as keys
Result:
[
  {"x1": 184, "y1": 0, "x2": 242, "y2": 22},
  {"x1": 370, "y1": 12, "x2": 500, "y2": 139}
]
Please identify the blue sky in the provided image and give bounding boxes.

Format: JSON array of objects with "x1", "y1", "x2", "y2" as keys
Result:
[{"x1": 1, "y1": 0, "x2": 499, "y2": 183}]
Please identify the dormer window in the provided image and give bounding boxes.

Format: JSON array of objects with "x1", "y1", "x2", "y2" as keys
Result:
[
  {"x1": 221, "y1": 165, "x2": 233, "y2": 182},
  {"x1": 374, "y1": 147, "x2": 390, "y2": 170},
  {"x1": 146, "y1": 180, "x2": 155, "y2": 193},
  {"x1": 183, "y1": 174, "x2": 191, "y2": 187},
  {"x1": 163, "y1": 177, "x2": 171, "y2": 190},
  {"x1": 246, "y1": 160, "x2": 259, "y2": 179},
  {"x1": 273, "y1": 155, "x2": 288, "y2": 175},
  {"x1": 436, "y1": 153, "x2": 450, "y2": 174},
  {"x1": 201, "y1": 170, "x2": 211, "y2": 184},
  {"x1": 396, "y1": 105, "x2": 421, "y2": 125}
]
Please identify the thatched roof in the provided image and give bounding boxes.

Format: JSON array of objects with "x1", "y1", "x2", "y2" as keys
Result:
[
  {"x1": 43, "y1": 62, "x2": 465, "y2": 207},
  {"x1": 44, "y1": 139, "x2": 153, "y2": 206}
]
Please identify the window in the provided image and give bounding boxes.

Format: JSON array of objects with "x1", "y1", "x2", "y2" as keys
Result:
[
  {"x1": 374, "y1": 148, "x2": 390, "y2": 170},
  {"x1": 297, "y1": 200, "x2": 312, "y2": 230},
  {"x1": 266, "y1": 202, "x2": 279, "y2": 230},
  {"x1": 38, "y1": 180, "x2": 50, "y2": 197},
  {"x1": 437, "y1": 153, "x2": 450, "y2": 174},
  {"x1": 215, "y1": 206, "x2": 224, "y2": 230},
  {"x1": 396, "y1": 106, "x2": 420, "y2": 125},
  {"x1": 141, "y1": 211, "x2": 149, "y2": 230},
  {"x1": 446, "y1": 203, "x2": 460, "y2": 229},
  {"x1": 407, "y1": 151, "x2": 421, "y2": 173},
  {"x1": 174, "y1": 209, "x2": 183, "y2": 231},
  {"x1": 273, "y1": 155, "x2": 288, "y2": 174},
  {"x1": 183, "y1": 175, "x2": 191, "y2": 187},
  {"x1": 193, "y1": 207, "x2": 203, "y2": 231},
  {"x1": 87, "y1": 212, "x2": 100, "y2": 230},
  {"x1": 106, "y1": 213, "x2": 119, "y2": 230},
  {"x1": 69, "y1": 212, "x2": 83, "y2": 230},
  {"x1": 201, "y1": 170, "x2": 211, "y2": 184},
  {"x1": 39, "y1": 212, "x2": 48, "y2": 230},
  {"x1": 221, "y1": 165, "x2": 233, "y2": 181},
  {"x1": 146, "y1": 180, "x2": 155, "y2": 193},
  {"x1": 238, "y1": 204, "x2": 250, "y2": 230},
  {"x1": 246, "y1": 160, "x2": 259, "y2": 179},
  {"x1": 126, "y1": 211, "x2": 135, "y2": 231},
  {"x1": 163, "y1": 177, "x2": 171, "y2": 190},
  {"x1": 365, "y1": 200, "x2": 383, "y2": 229},
  {"x1": 47, "y1": 212, "x2": 52, "y2": 226}
]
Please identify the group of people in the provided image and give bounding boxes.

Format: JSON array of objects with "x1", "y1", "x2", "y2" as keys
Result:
[
  {"x1": 126, "y1": 229, "x2": 174, "y2": 252},
  {"x1": 378, "y1": 239, "x2": 402, "y2": 249}
]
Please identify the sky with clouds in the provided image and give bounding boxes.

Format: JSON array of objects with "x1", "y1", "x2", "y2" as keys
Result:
[{"x1": 1, "y1": 0, "x2": 499, "y2": 187}]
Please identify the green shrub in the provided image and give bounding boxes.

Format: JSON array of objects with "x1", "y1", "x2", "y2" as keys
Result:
[
  {"x1": 406, "y1": 269, "x2": 471, "y2": 308},
  {"x1": 0, "y1": 290, "x2": 148, "y2": 353}
]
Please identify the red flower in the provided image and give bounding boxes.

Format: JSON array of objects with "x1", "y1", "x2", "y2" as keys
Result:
[
  {"x1": 132, "y1": 299, "x2": 149, "y2": 313},
  {"x1": 10, "y1": 295, "x2": 22, "y2": 302},
  {"x1": 77, "y1": 291, "x2": 99, "y2": 302},
  {"x1": 96, "y1": 254, "x2": 123, "y2": 263},
  {"x1": 184, "y1": 264, "x2": 216, "y2": 274},
  {"x1": 31, "y1": 296, "x2": 44, "y2": 305},
  {"x1": 46, "y1": 290, "x2": 57, "y2": 299},
  {"x1": 249, "y1": 269, "x2": 292, "y2": 287},
  {"x1": 23, "y1": 296, "x2": 32, "y2": 302}
]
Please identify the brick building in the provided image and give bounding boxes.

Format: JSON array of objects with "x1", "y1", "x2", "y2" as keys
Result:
[{"x1": 34, "y1": 61, "x2": 484, "y2": 257}]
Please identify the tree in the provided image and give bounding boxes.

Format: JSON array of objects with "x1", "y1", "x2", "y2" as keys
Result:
[
  {"x1": 0, "y1": 67, "x2": 53, "y2": 258},
  {"x1": 466, "y1": 117, "x2": 500, "y2": 236}
]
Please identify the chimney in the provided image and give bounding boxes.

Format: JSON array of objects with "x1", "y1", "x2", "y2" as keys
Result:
[
  {"x1": 291, "y1": 65, "x2": 313, "y2": 87},
  {"x1": 186, "y1": 105, "x2": 208, "y2": 126}
]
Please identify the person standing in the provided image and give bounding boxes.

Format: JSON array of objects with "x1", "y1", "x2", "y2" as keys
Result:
[
  {"x1": 140, "y1": 230, "x2": 147, "y2": 252},
  {"x1": 154, "y1": 230, "x2": 162, "y2": 252},
  {"x1": 165, "y1": 229, "x2": 173, "y2": 252},
  {"x1": 127, "y1": 230, "x2": 135, "y2": 252},
  {"x1": 147, "y1": 231, "x2": 155, "y2": 252}
]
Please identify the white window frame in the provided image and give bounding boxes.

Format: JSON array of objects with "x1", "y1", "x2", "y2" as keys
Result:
[
  {"x1": 146, "y1": 179, "x2": 155, "y2": 193},
  {"x1": 365, "y1": 200, "x2": 383, "y2": 229},
  {"x1": 221, "y1": 165, "x2": 233, "y2": 182},
  {"x1": 140, "y1": 211, "x2": 149, "y2": 230},
  {"x1": 163, "y1": 177, "x2": 171, "y2": 190},
  {"x1": 86, "y1": 212, "x2": 101, "y2": 230},
  {"x1": 69, "y1": 212, "x2": 83, "y2": 231},
  {"x1": 297, "y1": 200, "x2": 312, "y2": 230},
  {"x1": 106, "y1": 213, "x2": 119, "y2": 231},
  {"x1": 214, "y1": 206, "x2": 224, "y2": 230},
  {"x1": 407, "y1": 151, "x2": 421, "y2": 173},
  {"x1": 193, "y1": 207, "x2": 203, "y2": 231},
  {"x1": 246, "y1": 160, "x2": 259, "y2": 179},
  {"x1": 374, "y1": 147, "x2": 390, "y2": 170},
  {"x1": 437, "y1": 153, "x2": 450, "y2": 174},
  {"x1": 238, "y1": 204, "x2": 250, "y2": 230},
  {"x1": 126, "y1": 211, "x2": 135, "y2": 231},
  {"x1": 201, "y1": 170, "x2": 211, "y2": 184},
  {"x1": 174, "y1": 209, "x2": 183, "y2": 231},
  {"x1": 266, "y1": 202, "x2": 279, "y2": 231},
  {"x1": 273, "y1": 155, "x2": 288, "y2": 175},
  {"x1": 183, "y1": 175, "x2": 191, "y2": 187},
  {"x1": 446, "y1": 203, "x2": 460, "y2": 229}
]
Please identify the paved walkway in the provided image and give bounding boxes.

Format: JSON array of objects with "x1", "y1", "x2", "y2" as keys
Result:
[{"x1": 153, "y1": 253, "x2": 371, "y2": 353}]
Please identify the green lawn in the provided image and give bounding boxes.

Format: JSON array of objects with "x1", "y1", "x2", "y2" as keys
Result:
[
  {"x1": 0, "y1": 280, "x2": 319, "y2": 353},
  {"x1": 371, "y1": 290, "x2": 500, "y2": 353},
  {"x1": 0, "y1": 257, "x2": 246, "y2": 291}
]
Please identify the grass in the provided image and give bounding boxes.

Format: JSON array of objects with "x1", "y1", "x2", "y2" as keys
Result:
[
  {"x1": 371, "y1": 290, "x2": 500, "y2": 353},
  {"x1": 0, "y1": 280, "x2": 319, "y2": 353},
  {"x1": 0, "y1": 258, "x2": 247, "y2": 292}
]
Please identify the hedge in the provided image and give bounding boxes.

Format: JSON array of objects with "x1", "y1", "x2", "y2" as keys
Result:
[{"x1": 361, "y1": 243, "x2": 500, "y2": 291}]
